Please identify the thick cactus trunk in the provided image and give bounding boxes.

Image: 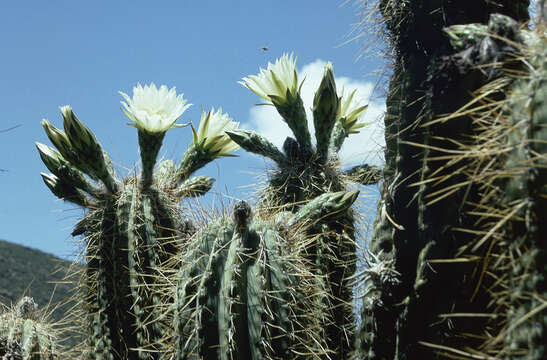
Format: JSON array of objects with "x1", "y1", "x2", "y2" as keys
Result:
[{"x1": 358, "y1": 1, "x2": 531, "y2": 359}]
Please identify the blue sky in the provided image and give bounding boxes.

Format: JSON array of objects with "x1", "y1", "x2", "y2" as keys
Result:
[{"x1": 0, "y1": 1, "x2": 386, "y2": 259}]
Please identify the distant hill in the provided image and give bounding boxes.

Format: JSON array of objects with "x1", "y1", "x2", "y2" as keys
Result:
[{"x1": 0, "y1": 239, "x2": 76, "y2": 321}]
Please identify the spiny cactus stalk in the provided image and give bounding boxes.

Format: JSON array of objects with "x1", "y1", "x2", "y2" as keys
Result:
[
  {"x1": 436, "y1": 19, "x2": 547, "y2": 358},
  {"x1": 356, "y1": 1, "x2": 540, "y2": 359},
  {"x1": 172, "y1": 191, "x2": 358, "y2": 360},
  {"x1": 231, "y1": 55, "x2": 379, "y2": 359},
  {"x1": 501, "y1": 33, "x2": 547, "y2": 358},
  {"x1": 37, "y1": 84, "x2": 239, "y2": 359},
  {"x1": 0, "y1": 297, "x2": 62, "y2": 359}
]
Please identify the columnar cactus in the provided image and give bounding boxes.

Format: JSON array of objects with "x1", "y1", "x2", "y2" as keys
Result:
[
  {"x1": 172, "y1": 191, "x2": 359, "y2": 360},
  {"x1": 356, "y1": 1, "x2": 537, "y2": 359},
  {"x1": 36, "y1": 83, "x2": 239, "y2": 359},
  {"x1": 0, "y1": 297, "x2": 62, "y2": 359},
  {"x1": 228, "y1": 55, "x2": 379, "y2": 359}
]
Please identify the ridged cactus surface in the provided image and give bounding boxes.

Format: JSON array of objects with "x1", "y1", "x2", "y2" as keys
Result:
[
  {"x1": 502, "y1": 37, "x2": 547, "y2": 357},
  {"x1": 453, "y1": 23, "x2": 547, "y2": 358},
  {"x1": 172, "y1": 191, "x2": 359, "y2": 360}
]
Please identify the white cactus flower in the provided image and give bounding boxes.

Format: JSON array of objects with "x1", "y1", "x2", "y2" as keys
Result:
[
  {"x1": 338, "y1": 89, "x2": 369, "y2": 134},
  {"x1": 239, "y1": 53, "x2": 299, "y2": 103},
  {"x1": 191, "y1": 107, "x2": 239, "y2": 157},
  {"x1": 119, "y1": 83, "x2": 191, "y2": 133}
]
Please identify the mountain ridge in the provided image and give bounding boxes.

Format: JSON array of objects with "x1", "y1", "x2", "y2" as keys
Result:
[{"x1": 0, "y1": 238, "x2": 76, "y2": 320}]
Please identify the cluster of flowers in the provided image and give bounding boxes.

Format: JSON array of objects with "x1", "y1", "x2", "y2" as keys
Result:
[
  {"x1": 120, "y1": 83, "x2": 239, "y2": 159},
  {"x1": 118, "y1": 53, "x2": 368, "y2": 149}
]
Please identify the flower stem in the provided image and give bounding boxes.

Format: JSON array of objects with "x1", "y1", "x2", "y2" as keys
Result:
[
  {"x1": 175, "y1": 144, "x2": 212, "y2": 186},
  {"x1": 138, "y1": 130, "x2": 165, "y2": 189}
]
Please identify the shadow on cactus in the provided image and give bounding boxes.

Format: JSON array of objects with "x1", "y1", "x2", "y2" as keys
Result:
[
  {"x1": 354, "y1": 5, "x2": 545, "y2": 360},
  {"x1": 423, "y1": 17, "x2": 547, "y2": 357},
  {"x1": 36, "y1": 83, "x2": 240, "y2": 359}
]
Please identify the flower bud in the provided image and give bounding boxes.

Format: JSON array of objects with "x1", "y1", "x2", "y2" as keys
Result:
[
  {"x1": 174, "y1": 176, "x2": 215, "y2": 198},
  {"x1": 35, "y1": 142, "x2": 64, "y2": 173},
  {"x1": 225, "y1": 129, "x2": 286, "y2": 164},
  {"x1": 313, "y1": 62, "x2": 339, "y2": 160},
  {"x1": 41, "y1": 119, "x2": 74, "y2": 162},
  {"x1": 61, "y1": 105, "x2": 100, "y2": 154},
  {"x1": 40, "y1": 172, "x2": 88, "y2": 207}
]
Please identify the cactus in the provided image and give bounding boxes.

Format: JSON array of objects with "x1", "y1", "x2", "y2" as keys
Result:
[
  {"x1": 354, "y1": 1, "x2": 546, "y2": 359},
  {"x1": 36, "y1": 85, "x2": 239, "y2": 359},
  {"x1": 229, "y1": 54, "x2": 379, "y2": 359},
  {"x1": 0, "y1": 297, "x2": 62, "y2": 359},
  {"x1": 30, "y1": 18, "x2": 546, "y2": 359},
  {"x1": 500, "y1": 32, "x2": 547, "y2": 357},
  {"x1": 172, "y1": 191, "x2": 358, "y2": 359}
]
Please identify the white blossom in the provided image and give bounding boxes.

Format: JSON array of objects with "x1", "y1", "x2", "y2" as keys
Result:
[
  {"x1": 338, "y1": 88, "x2": 369, "y2": 134},
  {"x1": 119, "y1": 83, "x2": 191, "y2": 133},
  {"x1": 239, "y1": 53, "x2": 299, "y2": 103},
  {"x1": 191, "y1": 107, "x2": 239, "y2": 157}
]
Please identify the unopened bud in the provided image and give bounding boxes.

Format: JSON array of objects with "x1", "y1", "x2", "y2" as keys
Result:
[{"x1": 313, "y1": 62, "x2": 339, "y2": 159}]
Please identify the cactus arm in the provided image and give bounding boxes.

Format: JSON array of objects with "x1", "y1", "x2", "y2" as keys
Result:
[
  {"x1": 197, "y1": 226, "x2": 233, "y2": 359},
  {"x1": 225, "y1": 129, "x2": 287, "y2": 164},
  {"x1": 174, "y1": 223, "x2": 223, "y2": 358},
  {"x1": 270, "y1": 92, "x2": 313, "y2": 154},
  {"x1": 246, "y1": 255, "x2": 267, "y2": 360},
  {"x1": 0, "y1": 297, "x2": 64, "y2": 359},
  {"x1": 124, "y1": 188, "x2": 157, "y2": 359},
  {"x1": 357, "y1": 3, "x2": 532, "y2": 359},
  {"x1": 287, "y1": 191, "x2": 359, "y2": 228},
  {"x1": 218, "y1": 215, "x2": 259, "y2": 360},
  {"x1": 141, "y1": 195, "x2": 164, "y2": 345},
  {"x1": 174, "y1": 176, "x2": 215, "y2": 198},
  {"x1": 21, "y1": 319, "x2": 38, "y2": 358},
  {"x1": 85, "y1": 200, "x2": 122, "y2": 359},
  {"x1": 503, "y1": 41, "x2": 547, "y2": 357},
  {"x1": 261, "y1": 228, "x2": 292, "y2": 358}
]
